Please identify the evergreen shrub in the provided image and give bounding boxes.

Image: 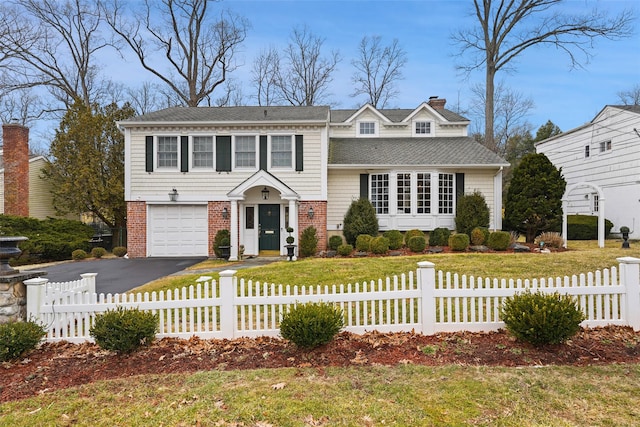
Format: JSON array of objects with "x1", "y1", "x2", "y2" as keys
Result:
[
  {"x1": 470, "y1": 227, "x2": 490, "y2": 245},
  {"x1": 455, "y1": 191, "x2": 490, "y2": 236},
  {"x1": 279, "y1": 303, "x2": 344, "y2": 349},
  {"x1": 487, "y1": 231, "x2": 511, "y2": 251},
  {"x1": 566, "y1": 215, "x2": 613, "y2": 240},
  {"x1": 355, "y1": 234, "x2": 373, "y2": 252},
  {"x1": 112, "y1": 246, "x2": 128, "y2": 257},
  {"x1": 72, "y1": 249, "x2": 88, "y2": 260},
  {"x1": 91, "y1": 247, "x2": 107, "y2": 258},
  {"x1": 90, "y1": 307, "x2": 158, "y2": 354},
  {"x1": 337, "y1": 244, "x2": 353, "y2": 256},
  {"x1": 328, "y1": 235, "x2": 343, "y2": 251},
  {"x1": 370, "y1": 236, "x2": 389, "y2": 254},
  {"x1": 343, "y1": 198, "x2": 378, "y2": 246},
  {"x1": 0, "y1": 321, "x2": 46, "y2": 362},
  {"x1": 407, "y1": 235, "x2": 426, "y2": 253},
  {"x1": 213, "y1": 229, "x2": 230, "y2": 258},
  {"x1": 428, "y1": 227, "x2": 451, "y2": 246},
  {"x1": 299, "y1": 226, "x2": 319, "y2": 257},
  {"x1": 502, "y1": 291, "x2": 585, "y2": 346},
  {"x1": 383, "y1": 230, "x2": 404, "y2": 250},
  {"x1": 404, "y1": 229, "x2": 425, "y2": 243},
  {"x1": 448, "y1": 233, "x2": 470, "y2": 251}
]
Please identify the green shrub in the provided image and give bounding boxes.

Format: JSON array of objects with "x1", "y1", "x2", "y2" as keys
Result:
[
  {"x1": 72, "y1": 249, "x2": 88, "y2": 260},
  {"x1": 328, "y1": 235, "x2": 343, "y2": 251},
  {"x1": 470, "y1": 227, "x2": 490, "y2": 245},
  {"x1": 343, "y1": 198, "x2": 379, "y2": 246},
  {"x1": 213, "y1": 229, "x2": 230, "y2": 258},
  {"x1": 112, "y1": 246, "x2": 128, "y2": 257},
  {"x1": 91, "y1": 247, "x2": 107, "y2": 258},
  {"x1": 455, "y1": 191, "x2": 490, "y2": 236},
  {"x1": 487, "y1": 231, "x2": 511, "y2": 251},
  {"x1": 90, "y1": 307, "x2": 158, "y2": 354},
  {"x1": 448, "y1": 233, "x2": 470, "y2": 251},
  {"x1": 337, "y1": 244, "x2": 353, "y2": 256},
  {"x1": 407, "y1": 235, "x2": 426, "y2": 253},
  {"x1": 0, "y1": 321, "x2": 46, "y2": 362},
  {"x1": 383, "y1": 230, "x2": 404, "y2": 250},
  {"x1": 566, "y1": 215, "x2": 614, "y2": 240},
  {"x1": 279, "y1": 303, "x2": 344, "y2": 349},
  {"x1": 534, "y1": 232, "x2": 565, "y2": 249},
  {"x1": 428, "y1": 227, "x2": 451, "y2": 246},
  {"x1": 404, "y1": 229, "x2": 425, "y2": 243},
  {"x1": 502, "y1": 291, "x2": 585, "y2": 346},
  {"x1": 299, "y1": 226, "x2": 319, "y2": 257},
  {"x1": 355, "y1": 234, "x2": 373, "y2": 252},
  {"x1": 370, "y1": 236, "x2": 389, "y2": 254}
]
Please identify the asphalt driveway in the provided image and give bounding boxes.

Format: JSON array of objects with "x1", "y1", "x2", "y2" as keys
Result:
[{"x1": 21, "y1": 257, "x2": 206, "y2": 294}]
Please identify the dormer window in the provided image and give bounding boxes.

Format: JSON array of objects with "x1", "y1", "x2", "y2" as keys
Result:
[
  {"x1": 358, "y1": 121, "x2": 377, "y2": 137},
  {"x1": 415, "y1": 121, "x2": 431, "y2": 135}
]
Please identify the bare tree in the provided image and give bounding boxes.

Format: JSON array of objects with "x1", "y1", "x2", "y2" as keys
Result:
[
  {"x1": 0, "y1": 0, "x2": 113, "y2": 109},
  {"x1": 453, "y1": 0, "x2": 635, "y2": 149},
  {"x1": 104, "y1": 0, "x2": 249, "y2": 107},
  {"x1": 351, "y1": 36, "x2": 407, "y2": 108},
  {"x1": 617, "y1": 84, "x2": 640, "y2": 106},
  {"x1": 251, "y1": 47, "x2": 280, "y2": 106},
  {"x1": 212, "y1": 78, "x2": 245, "y2": 107},
  {"x1": 276, "y1": 26, "x2": 341, "y2": 106}
]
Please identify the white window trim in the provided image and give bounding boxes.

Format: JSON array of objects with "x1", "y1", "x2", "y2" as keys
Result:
[
  {"x1": 190, "y1": 134, "x2": 216, "y2": 171},
  {"x1": 357, "y1": 120, "x2": 379, "y2": 137},
  {"x1": 598, "y1": 140, "x2": 612, "y2": 154},
  {"x1": 268, "y1": 134, "x2": 294, "y2": 171},
  {"x1": 155, "y1": 134, "x2": 180, "y2": 171},
  {"x1": 412, "y1": 120, "x2": 434, "y2": 137},
  {"x1": 232, "y1": 134, "x2": 258, "y2": 171}
]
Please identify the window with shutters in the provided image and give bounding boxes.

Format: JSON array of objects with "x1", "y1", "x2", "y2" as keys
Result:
[
  {"x1": 438, "y1": 173, "x2": 454, "y2": 214},
  {"x1": 371, "y1": 174, "x2": 389, "y2": 214},
  {"x1": 192, "y1": 136, "x2": 214, "y2": 168},
  {"x1": 234, "y1": 135, "x2": 257, "y2": 168},
  {"x1": 270, "y1": 135, "x2": 292, "y2": 168},
  {"x1": 157, "y1": 136, "x2": 178, "y2": 168}
]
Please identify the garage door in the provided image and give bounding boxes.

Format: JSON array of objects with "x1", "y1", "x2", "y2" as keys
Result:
[{"x1": 148, "y1": 205, "x2": 208, "y2": 257}]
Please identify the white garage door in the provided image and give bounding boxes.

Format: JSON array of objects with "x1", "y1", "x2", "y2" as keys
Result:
[{"x1": 148, "y1": 205, "x2": 208, "y2": 257}]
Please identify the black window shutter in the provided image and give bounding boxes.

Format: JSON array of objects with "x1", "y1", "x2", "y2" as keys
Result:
[
  {"x1": 295, "y1": 135, "x2": 304, "y2": 171},
  {"x1": 360, "y1": 174, "x2": 369, "y2": 199},
  {"x1": 260, "y1": 135, "x2": 267, "y2": 170},
  {"x1": 145, "y1": 136, "x2": 154, "y2": 172},
  {"x1": 455, "y1": 173, "x2": 465, "y2": 204},
  {"x1": 180, "y1": 136, "x2": 189, "y2": 172},
  {"x1": 216, "y1": 136, "x2": 231, "y2": 172}
]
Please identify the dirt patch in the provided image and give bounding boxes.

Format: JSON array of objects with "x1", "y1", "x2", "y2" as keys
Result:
[{"x1": 2, "y1": 326, "x2": 638, "y2": 403}]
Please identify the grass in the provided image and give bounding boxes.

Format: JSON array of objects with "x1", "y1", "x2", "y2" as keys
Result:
[{"x1": 2, "y1": 365, "x2": 639, "y2": 426}]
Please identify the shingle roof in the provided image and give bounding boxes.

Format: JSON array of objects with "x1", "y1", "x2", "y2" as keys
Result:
[
  {"x1": 121, "y1": 106, "x2": 330, "y2": 124},
  {"x1": 329, "y1": 137, "x2": 508, "y2": 167},
  {"x1": 330, "y1": 108, "x2": 468, "y2": 123}
]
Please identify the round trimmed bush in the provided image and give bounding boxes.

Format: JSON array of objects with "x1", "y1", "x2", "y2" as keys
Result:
[
  {"x1": 72, "y1": 249, "x2": 88, "y2": 260},
  {"x1": 383, "y1": 230, "x2": 404, "y2": 250},
  {"x1": 428, "y1": 228, "x2": 451, "y2": 246},
  {"x1": 0, "y1": 321, "x2": 46, "y2": 362},
  {"x1": 487, "y1": 231, "x2": 511, "y2": 251},
  {"x1": 404, "y1": 229, "x2": 425, "y2": 243},
  {"x1": 90, "y1": 307, "x2": 158, "y2": 354},
  {"x1": 337, "y1": 244, "x2": 353, "y2": 256},
  {"x1": 280, "y1": 303, "x2": 344, "y2": 349},
  {"x1": 470, "y1": 227, "x2": 489, "y2": 245},
  {"x1": 407, "y1": 235, "x2": 426, "y2": 253},
  {"x1": 112, "y1": 246, "x2": 128, "y2": 257},
  {"x1": 355, "y1": 234, "x2": 373, "y2": 252},
  {"x1": 370, "y1": 236, "x2": 389, "y2": 254},
  {"x1": 328, "y1": 235, "x2": 343, "y2": 251},
  {"x1": 448, "y1": 233, "x2": 470, "y2": 251},
  {"x1": 91, "y1": 247, "x2": 107, "y2": 258},
  {"x1": 502, "y1": 291, "x2": 585, "y2": 346}
]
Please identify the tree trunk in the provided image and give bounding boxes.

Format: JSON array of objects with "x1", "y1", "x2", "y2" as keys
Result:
[{"x1": 485, "y1": 62, "x2": 495, "y2": 152}]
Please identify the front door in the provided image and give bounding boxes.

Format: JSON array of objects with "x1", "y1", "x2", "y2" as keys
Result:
[{"x1": 259, "y1": 204, "x2": 280, "y2": 251}]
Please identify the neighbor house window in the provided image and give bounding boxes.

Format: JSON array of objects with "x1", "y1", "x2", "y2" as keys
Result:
[
  {"x1": 371, "y1": 174, "x2": 389, "y2": 214},
  {"x1": 397, "y1": 173, "x2": 411, "y2": 214},
  {"x1": 271, "y1": 135, "x2": 292, "y2": 168},
  {"x1": 192, "y1": 136, "x2": 214, "y2": 168},
  {"x1": 599, "y1": 140, "x2": 611, "y2": 153},
  {"x1": 415, "y1": 121, "x2": 431, "y2": 135},
  {"x1": 235, "y1": 135, "x2": 256, "y2": 168},
  {"x1": 438, "y1": 173, "x2": 454, "y2": 214},
  {"x1": 584, "y1": 145, "x2": 590, "y2": 158},
  {"x1": 157, "y1": 136, "x2": 178, "y2": 168},
  {"x1": 359, "y1": 121, "x2": 376, "y2": 135},
  {"x1": 417, "y1": 173, "x2": 431, "y2": 214}
]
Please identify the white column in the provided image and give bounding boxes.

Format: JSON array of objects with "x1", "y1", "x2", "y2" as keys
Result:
[
  {"x1": 229, "y1": 200, "x2": 239, "y2": 261},
  {"x1": 417, "y1": 261, "x2": 436, "y2": 335},
  {"x1": 598, "y1": 197, "x2": 605, "y2": 248},
  {"x1": 562, "y1": 198, "x2": 568, "y2": 248},
  {"x1": 24, "y1": 277, "x2": 49, "y2": 324},
  {"x1": 218, "y1": 269, "x2": 237, "y2": 338}
]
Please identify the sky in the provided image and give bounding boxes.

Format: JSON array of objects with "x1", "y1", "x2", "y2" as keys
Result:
[{"x1": 25, "y1": 0, "x2": 640, "y2": 149}]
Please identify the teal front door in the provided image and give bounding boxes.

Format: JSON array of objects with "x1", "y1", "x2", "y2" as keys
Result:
[{"x1": 259, "y1": 204, "x2": 280, "y2": 251}]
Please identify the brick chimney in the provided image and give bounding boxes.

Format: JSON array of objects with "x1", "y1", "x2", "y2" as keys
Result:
[
  {"x1": 2, "y1": 123, "x2": 30, "y2": 217},
  {"x1": 427, "y1": 96, "x2": 446, "y2": 110}
]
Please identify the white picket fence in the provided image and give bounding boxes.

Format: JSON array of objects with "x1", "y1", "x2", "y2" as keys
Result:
[{"x1": 24, "y1": 257, "x2": 640, "y2": 343}]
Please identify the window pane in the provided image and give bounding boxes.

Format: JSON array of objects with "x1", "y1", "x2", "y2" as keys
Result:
[
  {"x1": 359, "y1": 122, "x2": 375, "y2": 135},
  {"x1": 397, "y1": 173, "x2": 411, "y2": 214},
  {"x1": 271, "y1": 135, "x2": 292, "y2": 167},
  {"x1": 235, "y1": 135, "x2": 256, "y2": 167},
  {"x1": 371, "y1": 174, "x2": 389, "y2": 214},
  {"x1": 417, "y1": 173, "x2": 431, "y2": 214},
  {"x1": 192, "y1": 136, "x2": 213, "y2": 168},
  {"x1": 157, "y1": 136, "x2": 178, "y2": 168},
  {"x1": 438, "y1": 173, "x2": 454, "y2": 214},
  {"x1": 246, "y1": 206, "x2": 254, "y2": 229},
  {"x1": 415, "y1": 122, "x2": 431, "y2": 134}
]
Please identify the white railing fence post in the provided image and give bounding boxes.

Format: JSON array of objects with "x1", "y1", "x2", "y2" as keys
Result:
[
  {"x1": 618, "y1": 257, "x2": 640, "y2": 331},
  {"x1": 219, "y1": 269, "x2": 237, "y2": 339},
  {"x1": 23, "y1": 277, "x2": 49, "y2": 323},
  {"x1": 417, "y1": 261, "x2": 436, "y2": 335},
  {"x1": 80, "y1": 273, "x2": 97, "y2": 294}
]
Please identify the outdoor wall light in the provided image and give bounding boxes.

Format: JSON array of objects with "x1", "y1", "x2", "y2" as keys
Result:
[
  {"x1": 168, "y1": 188, "x2": 179, "y2": 202},
  {"x1": 308, "y1": 206, "x2": 314, "y2": 219},
  {"x1": 222, "y1": 207, "x2": 229, "y2": 219},
  {"x1": 261, "y1": 187, "x2": 270, "y2": 200}
]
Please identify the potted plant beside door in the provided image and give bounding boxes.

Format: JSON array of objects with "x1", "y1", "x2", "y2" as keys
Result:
[
  {"x1": 214, "y1": 229, "x2": 231, "y2": 260},
  {"x1": 285, "y1": 227, "x2": 296, "y2": 261}
]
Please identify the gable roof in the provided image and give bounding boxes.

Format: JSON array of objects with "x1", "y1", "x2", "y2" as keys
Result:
[
  {"x1": 120, "y1": 106, "x2": 330, "y2": 126},
  {"x1": 330, "y1": 107, "x2": 468, "y2": 124},
  {"x1": 329, "y1": 137, "x2": 508, "y2": 167}
]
